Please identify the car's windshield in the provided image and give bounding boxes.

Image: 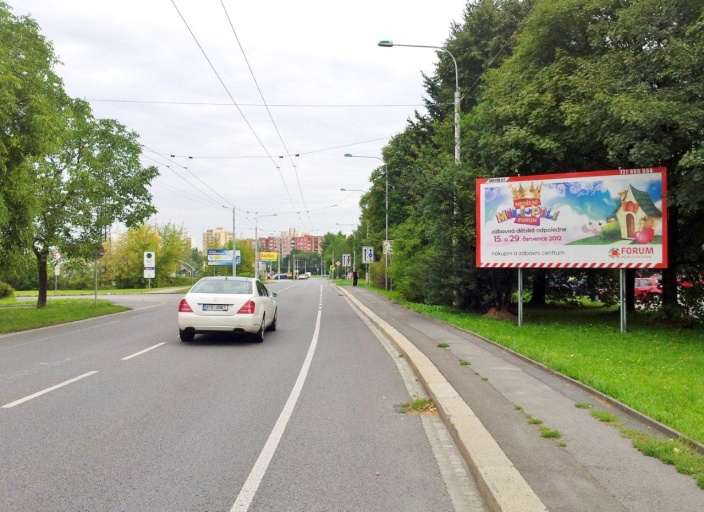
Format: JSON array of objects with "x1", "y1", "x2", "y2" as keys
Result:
[{"x1": 191, "y1": 280, "x2": 252, "y2": 295}]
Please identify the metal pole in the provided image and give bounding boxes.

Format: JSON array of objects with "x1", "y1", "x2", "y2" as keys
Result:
[
  {"x1": 352, "y1": 233, "x2": 357, "y2": 270},
  {"x1": 385, "y1": 163, "x2": 389, "y2": 291},
  {"x1": 232, "y1": 207, "x2": 237, "y2": 277},
  {"x1": 620, "y1": 268, "x2": 627, "y2": 333},
  {"x1": 377, "y1": 43, "x2": 459, "y2": 293},
  {"x1": 94, "y1": 251, "x2": 98, "y2": 307},
  {"x1": 254, "y1": 218, "x2": 259, "y2": 279},
  {"x1": 378, "y1": 42, "x2": 459, "y2": 164},
  {"x1": 518, "y1": 268, "x2": 523, "y2": 327}
]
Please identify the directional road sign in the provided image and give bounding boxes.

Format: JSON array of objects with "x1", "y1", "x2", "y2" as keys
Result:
[{"x1": 362, "y1": 246, "x2": 374, "y2": 264}]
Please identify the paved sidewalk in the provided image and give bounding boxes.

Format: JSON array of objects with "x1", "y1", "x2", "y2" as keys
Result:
[{"x1": 341, "y1": 285, "x2": 704, "y2": 512}]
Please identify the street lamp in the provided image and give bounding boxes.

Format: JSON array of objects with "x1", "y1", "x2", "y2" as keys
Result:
[
  {"x1": 344, "y1": 153, "x2": 388, "y2": 290},
  {"x1": 378, "y1": 40, "x2": 460, "y2": 165},
  {"x1": 253, "y1": 213, "x2": 277, "y2": 279}
]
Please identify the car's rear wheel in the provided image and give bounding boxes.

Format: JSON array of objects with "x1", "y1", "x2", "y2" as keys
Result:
[
  {"x1": 179, "y1": 329, "x2": 194, "y2": 342},
  {"x1": 253, "y1": 316, "x2": 265, "y2": 343},
  {"x1": 266, "y1": 308, "x2": 277, "y2": 332}
]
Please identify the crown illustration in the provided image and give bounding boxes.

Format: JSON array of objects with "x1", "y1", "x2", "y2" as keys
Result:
[{"x1": 509, "y1": 182, "x2": 542, "y2": 200}]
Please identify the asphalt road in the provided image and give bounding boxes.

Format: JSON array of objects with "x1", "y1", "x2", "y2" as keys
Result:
[{"x1": 0, "y1": 280, "x2": 485, "y2": 511}]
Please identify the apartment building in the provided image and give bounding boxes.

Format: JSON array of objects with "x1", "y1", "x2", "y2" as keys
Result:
[
  {"x1": 257, "y1": 230, "x2": 323, "y2": 257},
  {"x1": 202, "y1": 227, "x2": 232, "y2": 249}
]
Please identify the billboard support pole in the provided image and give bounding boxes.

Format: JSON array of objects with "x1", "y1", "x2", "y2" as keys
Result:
[
  {"x1": 517, "y1": 268, "x2": 523, "y2": 327},
  {"x1": 620, "y1": 268, "x2": 627, "y2": 333}
]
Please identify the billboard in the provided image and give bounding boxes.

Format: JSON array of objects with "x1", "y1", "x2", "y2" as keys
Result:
[
  {"x1": 207, "y1": 249, "x2": 241, "y2": 266},
  {"x1": 260, "y1": 251, "x2": 278, "y2": 262},
  {"x1": 476, "y1": 168, "x2": 667, "y2": 269}
]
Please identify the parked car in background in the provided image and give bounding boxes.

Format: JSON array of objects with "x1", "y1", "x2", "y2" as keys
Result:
[
  {"x1": 273, "y1": 274, "x2": 287, "y2": 280},
  {"x1": 178, "y1": 276, "x2": 277, "y2": 343},
  {"x1": 634, "y1": 276, "x2": 661, "y2": 301}
]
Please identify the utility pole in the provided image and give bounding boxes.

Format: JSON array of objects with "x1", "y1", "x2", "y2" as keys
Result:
[{"x1": 232, "y1": 207, "x2": 236, "y2": 277}]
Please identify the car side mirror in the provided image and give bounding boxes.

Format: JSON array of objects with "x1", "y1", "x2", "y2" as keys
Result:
[{"x1": 272, "y1": 292, "x2": 278, "y2": 298}]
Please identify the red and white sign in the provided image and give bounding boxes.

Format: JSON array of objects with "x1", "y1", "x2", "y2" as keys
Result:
[{"x1": 476, "y1": 168, "x2": 667, "y2": 269}]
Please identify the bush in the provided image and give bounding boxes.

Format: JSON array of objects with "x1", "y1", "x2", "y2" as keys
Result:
[
  {"x1": 0, "y1": 280, "x2": 15, "y2": 299},
  {"x1": 368, "y1": 261, "x2": 387, "y2": 289},
  {"x1": 599, "y1": 221, "x2": 622, "y2": 242}
]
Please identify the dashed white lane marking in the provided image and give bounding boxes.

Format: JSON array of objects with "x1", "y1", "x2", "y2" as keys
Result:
[
  {"x1": 1, "y1": 371, "x2": 98, "y2": 409},
  {"x1": 230, "y1": 286, "x2": 323, "y2": 512},
  {"x1": 121, "y1": 342, "x2": 167, "y2": 361}
]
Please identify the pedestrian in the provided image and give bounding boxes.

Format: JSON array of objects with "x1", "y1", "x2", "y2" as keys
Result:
[{"x1": 352, "y1": 269, "x2": 358, "y2": 287}]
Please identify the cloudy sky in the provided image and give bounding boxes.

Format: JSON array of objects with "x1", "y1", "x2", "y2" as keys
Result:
[{"x1": 15, "y1": 0, "x2": 467, "y2": 248}]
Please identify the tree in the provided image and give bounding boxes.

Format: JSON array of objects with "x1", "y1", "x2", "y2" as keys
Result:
[
  {"x1": 106, "y1": 225, "x2": 160, "y2": 289},
  {"x1": 358, "y1": 0, "x2": 535, "y2": 311},
  {"x1": 226, "y1": 239, "x2": 255, "y2": 277},
  {"x1": 0, "y1": 3, "x2": 66, "y2": 255},
  {"x1": 476, "y1": 0, "x2": 704, "y2": 313},
  {"x1": 31, "y1": 98, "x2": 157, "y2": 306},
  {"x1": 106, "y1": 223, "x2": 190, "y2": 288}
]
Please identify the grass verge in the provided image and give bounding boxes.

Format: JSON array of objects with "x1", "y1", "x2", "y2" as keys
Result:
[
  {"x1": 588, "y1": 408, "x2": 704, "y2": 489},
  {"x1": 0, "y1": 299, "x2": 129, "y2": 334},
  {"x1": 13, "y1": 286, "x2": 188, "y2": 297}
]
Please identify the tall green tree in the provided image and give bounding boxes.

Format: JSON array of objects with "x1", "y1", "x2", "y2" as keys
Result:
[
  {"x1": 0, "y1": 2, "x2": 66, "y2": 255},
  {"x1": 477, "y1": 0, "x2": 704, "y2": 312},
  {"x1": 363, "y1": 0, "x2": 531, "y2": 310},
  {"x1": 106, "y1": 223, "x2": 191, "y2": 288},
  {"x1": 32, "y1": 98, "x2": 158, "y2": 306},
  {"x1": 106, "y1": 225, "x2": 161, "y2": 289}
]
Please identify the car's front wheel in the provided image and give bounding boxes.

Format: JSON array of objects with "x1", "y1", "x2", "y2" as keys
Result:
[
  {"x1": 253, "y1": 316, "x2": 265, "y2": 343},
  {"x1": 179, "y1": 329, "x2": 194, "y2": 342}
]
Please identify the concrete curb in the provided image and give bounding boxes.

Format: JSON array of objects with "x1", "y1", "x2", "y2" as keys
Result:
[{"x1": 339, "y1": 287, "x2": 548, "y2": 512}]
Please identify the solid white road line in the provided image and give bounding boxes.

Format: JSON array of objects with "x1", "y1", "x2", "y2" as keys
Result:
[
  {"x1": 1, "y1": 371, "x2": 98, "y2": 409},
  {"x1": 121, "y1": 342, "x2": 166, "y2": 361},
  {"x1": 230, "y1": 288, "x2": 323, "y2": 512}
]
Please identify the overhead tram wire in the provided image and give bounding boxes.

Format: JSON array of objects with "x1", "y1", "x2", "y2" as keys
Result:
[
  {"x1": 220, "y1": 0, "x2": 312, "y2": 231},
  {"x1": 142, "y1": 151, "x2": 262, "y2": 233},
  {"x1": 141, "y1": 154, "x2": 225, "y2": 210},
  {"x1": 141, "y1": 147, "x2": 234, "y2": 209},
  {"x1": 150, "y1": 136, "x2": 392, "y2": 160},
  {"x1": 152, "y1": 181, "x2": 226, "y2": 209},
  {"x1": 169, "y1": 0, "x2": 306, "y2": 230},
  {"x1": 86, "y1": 99, "x2": 430, "y2": 108}
]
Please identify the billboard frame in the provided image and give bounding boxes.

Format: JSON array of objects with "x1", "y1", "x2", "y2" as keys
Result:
[
  {"x1": 476, "y1": 167, "x2": 668, "y2": 333},
  {"x1": 476, "y1": 167, "x2": 668, "y2": 270}
]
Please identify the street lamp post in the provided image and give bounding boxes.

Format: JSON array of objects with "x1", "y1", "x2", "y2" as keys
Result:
[
  {"x1": 222, "y1": 206, "x2": 237, "y2": 276},
  {"x1": 378, "y1": 40, "x2": 459, "y2": 165},
  {"x1": 253, "y1": 213, "x2": 277, "y2": 279},
  {"x1": 380, "y1": 40, "x2": 461, "y2": 305},
  {"x1": 344, "y1": 153, "x2": 388, "y2": 290}
]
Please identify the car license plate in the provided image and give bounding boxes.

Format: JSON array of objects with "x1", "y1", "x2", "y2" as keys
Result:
[{"x1": 203, "y1": 304, "x2": 228, "y2": 311}]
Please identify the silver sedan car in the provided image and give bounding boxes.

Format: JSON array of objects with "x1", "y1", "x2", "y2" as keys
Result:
[{"x1": 177, "y1": 276, "x2": 278, "y2": 342}]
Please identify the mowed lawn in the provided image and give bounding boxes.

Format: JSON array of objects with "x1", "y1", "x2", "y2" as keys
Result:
[{"x1": 0, "y1": 299, "x2": 129, "y2": 333}]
